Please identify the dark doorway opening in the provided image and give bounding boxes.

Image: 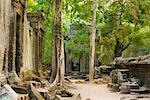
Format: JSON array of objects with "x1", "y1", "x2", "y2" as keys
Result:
[{"x1": 15, "y1": 13, "x2": 21, "y2": 76}]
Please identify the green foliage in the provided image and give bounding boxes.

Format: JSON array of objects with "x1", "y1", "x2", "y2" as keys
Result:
[
  {"x1": 65, "y1": 31, "x2": 90, "y2": 57},
  {"x1": 63, "y1": 0, "x2": 91, "y2": 59},
  {"x1": 27, "y1": 0, "x2": 52, "y2": 63},
  {"x1": 96, "y1": 0, "x2": 150, "y2": 64},
  {"x1": 28, "y1": 0, "x2": 150, "y2": 65}
]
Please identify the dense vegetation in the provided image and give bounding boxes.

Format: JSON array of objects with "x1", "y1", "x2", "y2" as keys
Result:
[{"x1": 28, "y1": 0, "x2": 150, "y2": 65}]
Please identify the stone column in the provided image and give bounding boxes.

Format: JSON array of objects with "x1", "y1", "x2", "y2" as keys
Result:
[
  {"x1": 0, "y1": 0, "x2": 5, "y2": 73},
  {"x1": 32, "y1": 30, "x2": 35, "y2": 70},
  {"x1": 8, "y1": 9, "x2": 20, "y2": 83},
  {"x1": 39, "y1": 36, "x2": 42, "y2": 70},
  {"x1": 40, "y1": 33, "x2": 44, "y2": 70},
  {"x1": 0, "y1": 0, "x2": 7, "y2": 84},
  {"x1": 4, "y1": 0, "x2": 12, "y2": 78}
]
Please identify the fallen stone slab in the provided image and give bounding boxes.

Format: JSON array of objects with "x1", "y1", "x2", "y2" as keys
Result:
[
  {"x1": 120, "y1": 82, "x2": 140, "y2": 94},
  {"x1": 120, "y1": 95, "x2": 150, "y2": 100},
  {"x1": 130, "y1": 87, "x2": 150, "y2": 94},
  {"x1": 0, "y1": 84, "x2": 17, "y2": 100}
]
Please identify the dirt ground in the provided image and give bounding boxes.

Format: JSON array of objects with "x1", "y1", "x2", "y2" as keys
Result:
[{"x1": 67, "y1": 80, "x2": 150, "y2": 100}]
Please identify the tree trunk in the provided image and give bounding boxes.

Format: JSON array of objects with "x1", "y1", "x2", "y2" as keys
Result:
[
  {"x1": 60, "y1": 36, "x2": 65, "y2": 83},
  {"x1": 50, "y1": 0, "x2": 64, "y2": 84},
  {"x1": 114, "y1": 38, "x2": 131, "y2": 59},
  {"x1": 114, "y1": 38, "x2": 123, "y2": 59},
  {"x1": 89, "y1": 0, "x2": 97, "y2": 82},
  {"x1": 80, "y1": 53, "x2": 86, "y2": 75}
]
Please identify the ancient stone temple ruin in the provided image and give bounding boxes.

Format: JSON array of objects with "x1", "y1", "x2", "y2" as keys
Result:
[
  {"x1": 0, "y1": 0, "x2": 44, "y2": 84},
  {"x1": 114, "y1": 54, "x2": 150, "y2": 88}
]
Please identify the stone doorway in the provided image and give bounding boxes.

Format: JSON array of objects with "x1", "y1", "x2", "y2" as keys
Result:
[{"x1": 15, "y1": 13, "x2": 22, "y2": 76}]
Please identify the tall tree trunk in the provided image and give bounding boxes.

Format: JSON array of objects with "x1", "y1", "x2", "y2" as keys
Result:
[
  {"x1": 50, "y1": 0, "x2": 64, "y2": 84},
  {"x1": 60, "y1": 36, "x2": 65, "y2": 83},
  {"x1": 114, "y1": 38, "x2": 123, "y2": 58},
  {"x1": 89, "y1": 0, "x2": 97, "y2": 82}
]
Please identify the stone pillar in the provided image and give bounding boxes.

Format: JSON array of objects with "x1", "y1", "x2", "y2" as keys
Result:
[
  {"x1": 41, "y1": 36, "x2": 44, "y2": 67},
  {"x1": 8, "y1": 6, "x2": 15, "y2": 72},
  {"x1": 4, "y1": 0, "x2": 12, "y2": 78},
  {"x1": 39, "y1": 34, "x2": 44, "y2": 71},
  {"x1": 8, "y1": 0, "x2": 26, "y2": 83},
  {"x1": 39, "y1": 36, "x2": 42, "y2": 70},
  {"x1": 8, "y1": 8, "x2": 20, "y2": 83},
  {"x1": 0, "y1": 0, "x2": 5, "y2": 79},
  {"x1": 32, "y1": 29, "x2": 36, "y2": 70}
]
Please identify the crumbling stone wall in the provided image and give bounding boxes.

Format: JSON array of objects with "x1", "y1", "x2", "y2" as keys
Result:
[
  {"x1": 0, "y1": 0, "x2": 44, "y2": 83},
  {"x1": 114, "y1": 55, "x2": 150, "y2": 88},
  {"x1": 0, "y1": 0, "x2": 45, "y2": 84},
  {"x1": 27, "y1": 12, "x2": 45, "y2": 73},
  {"x1": 127, "y1": 64, "x2": 150, "y2": 88}
]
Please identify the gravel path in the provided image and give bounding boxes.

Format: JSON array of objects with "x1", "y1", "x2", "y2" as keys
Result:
[
  {"x1": 68, "y1": 83, "x2": 127, "y2": 100},
  {"x1": 65, "y1": 80, "x2": 150, "y2": 100}
]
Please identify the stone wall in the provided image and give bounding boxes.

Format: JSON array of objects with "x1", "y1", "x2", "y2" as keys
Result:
[
  {"x1": 114, "y1": 55, "x2": 150, "y2": 88},
  {"x1": 0, "y1": 0, "x2": 45, "y2": 84},
  {"x1": 127, "y1": 64, "x2": 150, "y2": 88},
  {"x1": 27, "y1": 12, "x2": 45, "y2": 73}
]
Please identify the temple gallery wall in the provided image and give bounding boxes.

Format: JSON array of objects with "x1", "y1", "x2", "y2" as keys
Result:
[{"x1": 0, "y1": 0, "x2": 44, "y2": 84}]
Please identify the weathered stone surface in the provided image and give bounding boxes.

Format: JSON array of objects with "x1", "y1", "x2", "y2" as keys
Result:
[
  {"x1": 113, "y1": 55, "x2": 150, "y2": 88},
  {"x1": 110, "y1": 69, "x2": 119, "y2": 84},
  {"x1": 0, "y1": 0, "x2": 11, "y2": 84},
  {"x1": 0, "y1": 73, "x2": 7, "y2": 85},
  {"x1": 27, "y1": 12, "x2": 45, "y2": 73},
  {"x1": 111, "y1": 83, "x2": 120, "y2": 92},
  {"x1": 22, "y1": 12, "x2": 34, "y2": 71},
  {"x1": 0, "y1": 84, "x2": 18, "y2": 100},
  {"x1": 8, "y1": 71, "x2": 20, "y2": 84}
]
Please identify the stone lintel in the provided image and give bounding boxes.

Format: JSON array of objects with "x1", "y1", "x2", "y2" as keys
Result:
[{"x1": 27, "y1": 11, "x2": 45, "y2": 34}]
